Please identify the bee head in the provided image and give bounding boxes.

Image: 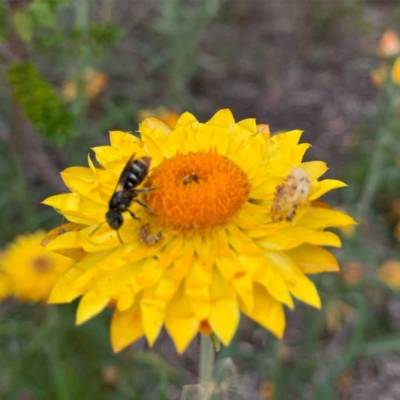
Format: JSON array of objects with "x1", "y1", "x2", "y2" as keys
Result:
[{"x1": 106, "y1": 210, "x2": 123, "y2": 230}]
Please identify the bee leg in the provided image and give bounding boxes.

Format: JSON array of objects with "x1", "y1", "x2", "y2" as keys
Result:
[
  {"x1": 134, "y1": 187, "x2": 157, "y2": 194},
  {"x1": 134, "y1": 199, "x2": 153, "y2": 212},
  {"x1": 127, "y1": 210, "x2": 140, "y2": 220}
]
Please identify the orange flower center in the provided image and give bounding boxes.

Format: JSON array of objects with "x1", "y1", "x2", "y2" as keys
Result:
[
  {"x1": 145, "y1": 152, "x2": 250, "y2": 232},
  {"x1": 31, "y1": 255, "x2": 52, "y2": 272}
]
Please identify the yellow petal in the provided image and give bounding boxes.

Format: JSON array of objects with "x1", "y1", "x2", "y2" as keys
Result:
[
  {"x1": 185, "y1": 258, "x2": 211, "y2": 320},
  {"x1": 258, "y1": 226, "x2": 341, "y2": 250},
  {"x1": 140, "y1": 117, "x2": 172, "y2": 134},
  {"x1": 48, "y1": 263, "x2": 88, "y2": 303},
  {"x1": 195, "y1": 123, "x2": 215, "y2": 151},
  {"x1": 45, "y1": 229, "x2": 82, "y2": 251},
  {"x1": 43, "y1": 193, "x2": 106, "y2": 224},
  {"x1": 186, "y1": 286, "x2": 210, "y2": 320},
  {"x1": 117, "y1": 287, "x2": 136, "y2": 311},
  {"x1": 208, "y1": 269, "x2": 239, "y2": 346},
  {"x1": 167, "y1": 127, "x2": 188, "y2": 153},
  {"x1": 299, "y1": 161, "x2": 328, "y2": 180},
  {"x1": 215, "y1": 255, "x2": 243, "y2": 282},
  {"x1": 94, "y1": 261, "x2": 141, "y2": 298},
  {"x1": 206, "y1": 108, "x2": 235, "y2": 128},
  {"x1": 61, "y1": 166, "x2": 97, "y2": 193},
  {"x1": 111, "y1": 299, "x2": 144, "y2": 352},
  {"x1": 109, "y1": 130, "x2": 132, "y2": 148},
  {"x1": 165, "y1": 284, "x2": 200, "y2": 353},
  {"x1": 267, "y1": 130, "x2": 303, "y2": 156},
  {"x1": 299, "y1": 208, "x2": 356, "y2": 230},
  {"x1": 186, "y1": 257, "x2": 213, "y2": 290},
  {"x1": 231, "y1": 272, "x2": 253, "y2": 313},
  {"x1": 176, "y1": 111, "x2": 198, "y2": 128},
  {"x1": 92, "y1": 145, "x2": 121, "y2": 166},
  {"x1": 137, "y1": 278, "x2": 181, "y2": 347},
  {"x1": 289, "y1": 143, "x2": 310, "y2": 165},
  {"x1": 237, "y1": 118, "x2": 257, "y2": 134},
  {"x1": 140, "y1": 297, "x2": 164, "y2": 347},
  {"x1": 256, "y1": 124, "x2": 270, "y2": 137},
  {"x1": 41, "y1": 223, "x2": 87, "y2": 260},
  {"x1": 243, "y1": 284, "x2": 285, "y2": 338},
  {"x1": 167, "y1": 239, "x2": 195, "y2": 280},
  {"x1": 286, "y1": 244, "x2": 339, "y2": 274},
  {"x1": 227, "y1": 224, "x2": 263, "y2": 255},
  {"x1": 212, "y1": 126, "x2": 230, "y2": 155},
  {"x1": 134, "y1": 256, "x2": 164, "y2": 289},
  {"x1": 76, "y1": 290, "x2": 110, "y2": 325},
  {"x1": 266, "y1": 252, "x2": 321, "y2": 309},
  {"x1": 310, "y1": 179, "x2": 348, "y2": 200},
  {"x1": 258, "y1": 267, "x2": 294, "y2": 309},
  {"x1": 158, "y1": 237, "x2": 185, "y2": 269},
  {"x1": 140, "y1": 132, "x2": 166, "y2": 164}
]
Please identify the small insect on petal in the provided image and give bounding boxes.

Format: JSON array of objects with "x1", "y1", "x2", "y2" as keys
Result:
[
  {"x1": 139, "y1": 224, "x2": 163, "y2": 246},
  {"x1": 271, "y1": 167, "x2": 310, "y2": 222}
]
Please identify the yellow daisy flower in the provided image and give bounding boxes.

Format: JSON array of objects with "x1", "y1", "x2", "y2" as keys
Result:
[
  {"x1": 62, "y1": 68, "x2": 108, "y2": 102},
  {"x1": 0, "y1": 231, "x2": 75, "y2": 302},
  {"x1": 377, "y1": 260, "x2": 400, "y2": 289},
  {"x1": 43, "y1": 109, "x2": 355, "y2": 353}
]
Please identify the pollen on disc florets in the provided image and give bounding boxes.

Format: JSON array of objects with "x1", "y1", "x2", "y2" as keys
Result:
[
  {"x1": 145, "y1": 152, "x2": 251, "y2": 232},
  {"x1": 31, "y1": 255, "x2": 52, "y2": 272}
]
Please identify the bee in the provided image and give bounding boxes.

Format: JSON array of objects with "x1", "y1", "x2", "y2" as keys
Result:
[{"x1": 91, "y1": 154, "x2": 154, "y2": 243}]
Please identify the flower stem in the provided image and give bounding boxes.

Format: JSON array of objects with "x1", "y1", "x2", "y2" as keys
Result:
[
  {"x1": 358, "y1": 127, "x2": 389, "y2": 216},
  {"x1": 358, "y1": 85, "x2": 392, "y2": 216},
  {"x1": 199, "y1": 334, "x2": 214, "y2": 395}
]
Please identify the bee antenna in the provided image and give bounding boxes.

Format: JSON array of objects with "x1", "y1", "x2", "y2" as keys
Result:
[
  {"x1": 117, "y1": 230, "x2": 124, "y2": 244},
  {"x1": 89, "y1": 221, "x2": 106, "y2": 237}
]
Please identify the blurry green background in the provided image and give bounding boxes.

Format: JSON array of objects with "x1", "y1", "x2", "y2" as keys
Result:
[{"x1": 2, "y1": 0, "x2": 400, "y2": 399}]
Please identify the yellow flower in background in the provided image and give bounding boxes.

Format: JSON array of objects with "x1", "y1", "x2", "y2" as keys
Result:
[
  {"x1": 0, "y1": 231, "x2": 75, "y2": 302},
  {"x1": 137, "y1": 107, "x2": 181, "y2": 129},
  {"x1": 63, "y1": 68, "x2": 108, "y2": 102},
  {"x1": 324, "y1": 300, "x2": 355, "y2": 334},
  {"x1": 391, "y1": 57, "x2": 400, "y2": 85},
  {"x1": 43, "y1": 109, "x2": 355, "y2": 353},
  {"x1": 259, "y1": 381, "x2": 274, "y2": 400},
  {"x1": 371, "y1": 57, "x2": 400, "y2": 88},
  {"x1": 370, "y1": 63, "x2": 387, "y2": 88},
  {"x1": 377, "y1": 260, "x2": 400, "y2": 289}
]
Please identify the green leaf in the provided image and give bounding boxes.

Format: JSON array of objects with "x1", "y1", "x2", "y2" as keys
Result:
[
  {"x1": 29, "y1": 2, "x2": 57, "y2": 29},
  {"x1": 7, "y1": 62, "x2": 75, "y2": 147},
  {"x1": 13, "y1": 11, "x2": 34, "y2": 42}
]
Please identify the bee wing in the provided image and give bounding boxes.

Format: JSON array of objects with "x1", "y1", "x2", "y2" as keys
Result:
[{"x1": 112, "y1": 153, "x2": 136, "y2": 193}]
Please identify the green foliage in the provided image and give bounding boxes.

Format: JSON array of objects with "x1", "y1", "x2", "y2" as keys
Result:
[
  {"x1": 29, "y1": 1, "x2": 57, "y2": 29},
  {"x1": 0, "y1": 305, "x2": 183, "y2": 400},
  {"x1": 7, "y1": 62, "x2": 75, "y2": 147},
  {"x1": 0, "y1": 1, "x2": 6, "y2": 40},
  {"x1": 146, "y1": 0, "x2": 225, "y2": 106},
  {"x1": 12, "y1": 11, "x2": 34, "y2": 42},
  {"x1": 88, "y1": 22, "x2": 123, "y2": 56}
]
